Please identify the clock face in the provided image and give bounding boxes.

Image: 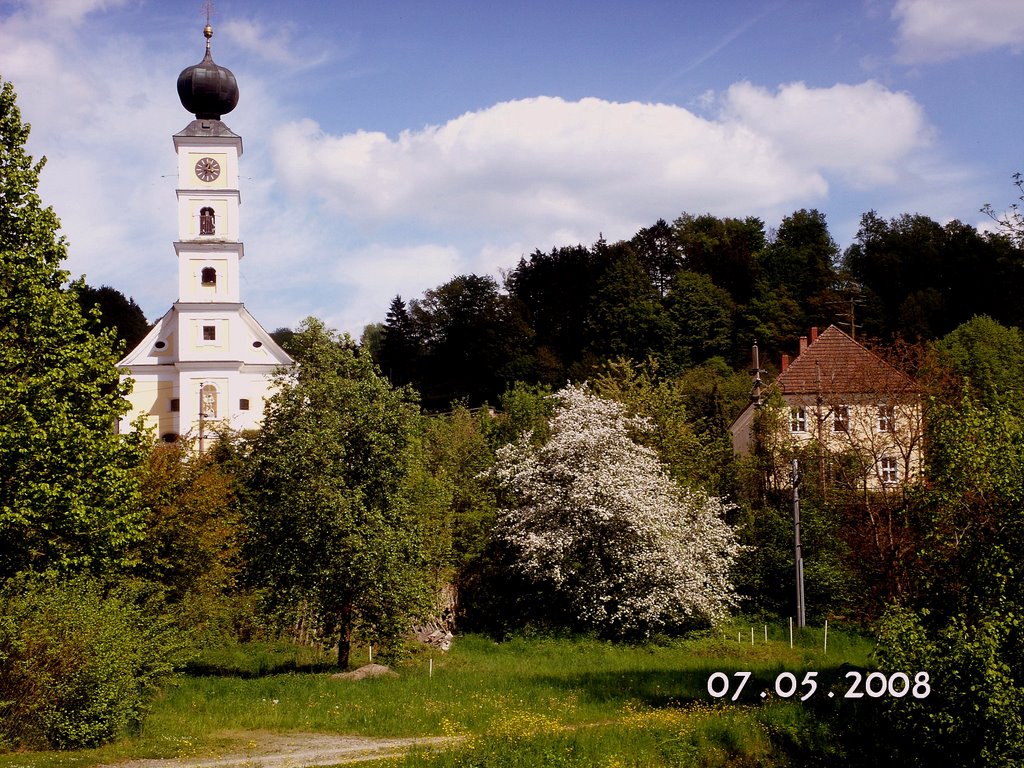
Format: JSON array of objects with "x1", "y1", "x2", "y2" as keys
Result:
[{"x1": 194, "y1": 157, "x2": 221, "y2": 183}]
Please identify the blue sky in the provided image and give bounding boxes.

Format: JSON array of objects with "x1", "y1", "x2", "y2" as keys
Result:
[{"x1": 1, "y1": 0, "x2": 1022, "y2": 336}]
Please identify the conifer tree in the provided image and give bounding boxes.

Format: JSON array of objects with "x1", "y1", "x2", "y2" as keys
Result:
[{"x1": 0, "y1": 78, "x2": 145, "y2": 579}]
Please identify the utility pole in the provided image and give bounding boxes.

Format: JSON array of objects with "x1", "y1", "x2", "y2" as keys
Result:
[{"x1": 792, "y1": 458, "x2": 806, "y2": 629}]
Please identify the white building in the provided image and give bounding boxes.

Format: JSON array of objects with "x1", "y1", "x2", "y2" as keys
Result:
[
  {"x1": 118, "y1": 25, "x2": 292, "y2": 443},
  {"x1": 730, "y1": 325, "x2": 923, "y2": 490}
]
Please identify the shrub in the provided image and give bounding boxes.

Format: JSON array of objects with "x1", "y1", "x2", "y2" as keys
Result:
[
  {"x1": 0, "y1": 577, "x2": 186, "y2": 750},
  {"x1": 865, "y1": 605, "x2": 1024, "y2": 767}
]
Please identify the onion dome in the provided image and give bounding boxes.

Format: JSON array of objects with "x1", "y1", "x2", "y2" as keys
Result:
[{"x1": 176, "y1": 24, "x2": 239, "y2": 120}]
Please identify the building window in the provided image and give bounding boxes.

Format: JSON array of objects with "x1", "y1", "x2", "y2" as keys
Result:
[
  {"x1": 201, "y1": 266, "x2": 217, "y2": 286},
  {"x1": 170, "y1": 398, "x2": 180, "y2": 412},
  {"x1": 199, "y1": 207, "x2": 215, "y2": 235},
  {"x1": 877, "y1": 405, "x2": 895, "y2": 432},
  {"x1": 880, "y1": 456, "x2": 899, "y2": 484},
  {"x1": 200, "y1": 384, "x2": 218, "y2": 419},
  {"x1": 790, "y1": 407, "x2": 807, "y2": 433},
  {"x1": 239, "y1": 398, "x2": 250, "y2": 411},
  {"x1": 833, "y1": 405, "x2": 849, "y2": 432},
  {"x1": 203, "y1": 325, "x2": 216, "y2": 341}
]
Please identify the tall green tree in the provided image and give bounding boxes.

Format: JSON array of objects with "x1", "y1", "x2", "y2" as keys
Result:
[
  {"x1": 584, "y1": 245, "x2": 669, "y2": 364},
  {"x1": 0, "y1": 78, "x2": 145, "y2": 580},
  {"x1": 662, "y1": 270, "x2": 734, "y2": 372},
  {"x1": 673, "y1": 213, "x2": 765, "y2": 304},
  {"x1": 760, "y1": 208, "x2": 839, "y2": 307},
  {"x1": 935, "y1": 315, "x2": 1024, "y2": 408},
  {"x1": 74, "y1": 284, "x2": 150, "y2": 352},
  {"x1": 241, "y1": 318, "x2": 426, "y2": 667}
]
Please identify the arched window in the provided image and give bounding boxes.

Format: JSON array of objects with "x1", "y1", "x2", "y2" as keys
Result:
[
  {"x1": 200, "y1": 384, "x2": 218, "y2": 420},
  {"x1": 199, "y1": 206, "x2": 215, "y2": 235},
  {"x1": 201, "y1": 266, "x2": 217, "y2": 286}
]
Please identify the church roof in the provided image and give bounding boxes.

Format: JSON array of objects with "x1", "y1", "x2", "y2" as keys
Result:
[
  {"x1": 176, "y1": 25, "x2": 238, "y2": 120},
  {"x1": 777, "y1": 325, "x2": 915, "y2": 397},
  {"x1": 175, "y1": 119, "x2": 240, "y2": 139}
]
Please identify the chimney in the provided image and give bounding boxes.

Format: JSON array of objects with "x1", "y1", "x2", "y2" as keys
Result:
[
  {"x1": 799, "y1": 336, "x2": 808, "y2": 355},
  {"x1": 781, "y1": 354, "x2": 790, "y2": 372},
  {"x1": 810, "y1": 326, "x2": 819, "y2": 344}
]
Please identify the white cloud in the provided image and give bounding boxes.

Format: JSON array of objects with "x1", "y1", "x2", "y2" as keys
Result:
[
  {"x1": 272, "y1": 85, "x2": 934, "y2": 245},
  {"x1": 893, "y1": 0, "x2": 1024, "y2": 63},
  {"x1": 222, "y1": 18, "x2": 305, "y2": 68},
  {"x1": 720, "y1": 81, "x2": 934, "y2": 186},
  {"x1": 8, "y1": 0, "x2": 130, "y2": 25},
  {"x1": 272, "y1": 96, "x2": 829, "y2": 245}
]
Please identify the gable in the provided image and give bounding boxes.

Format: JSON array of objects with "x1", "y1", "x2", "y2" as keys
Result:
[{"x1": 777, "y1": 325, "x2": 915, "y2": 398}]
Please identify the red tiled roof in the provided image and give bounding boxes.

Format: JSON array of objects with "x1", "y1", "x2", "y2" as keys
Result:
[{"x1": 776, "y1": 325, "x2": 915, "y2": 396}]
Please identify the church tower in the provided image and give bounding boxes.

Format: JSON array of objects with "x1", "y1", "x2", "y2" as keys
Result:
[{"x1": 118, "y1": 24, "x2": 293, "y2": 443}]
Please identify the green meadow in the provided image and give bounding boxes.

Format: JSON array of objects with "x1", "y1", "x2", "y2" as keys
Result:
[{"x1": 0, "y1": 623, "x2": 877, "y2": 768}]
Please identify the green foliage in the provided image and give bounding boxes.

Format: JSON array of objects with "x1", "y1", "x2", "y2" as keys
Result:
[
  {"x1": 584, "y1": 246, "x2": 669, "y2": 363},
  {"x1": 915, "y1": 392, "x2": 1024, "y2": 615},
  {"x1": 935, "y1": 315, "x2": 1024, "y2": 407},
  {"x1": 858, "y1": 392, "x2": 1024, "y2": 766},
  {"x1": 760, "y1": 208, "x2": 839, "y2": 308},
  {"x1": 844, "y1": 211, "x2": 1024, "y2": 338},
  {"x1": 241, "y1": 318, "x2": 427, "y2": 667},
  {"x1": 0, "y1": 577, "x2": 185, "y2": 750},
  {"x1": 0, "y1": 77, "x2": 146, "y2": 580},
  {"x1": 662, "y1": 270, "x2": 734, "y2": 372},
  {"x1": 871, "y1": 607, "x2": 1024, "y2": 767},
  {"x1": 591, "y1": 358, "x2": 733, "y2": 494},
  {"x1": 133, "y1": 439, "x2": 245, "y2": 641},
  {"x1": 74, "y1": 283, "x2": 150, "y2": 352}
]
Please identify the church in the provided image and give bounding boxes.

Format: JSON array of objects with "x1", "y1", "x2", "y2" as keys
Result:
[{"x1": 117, "y1": 25, "x2": 293, "y2": 443}]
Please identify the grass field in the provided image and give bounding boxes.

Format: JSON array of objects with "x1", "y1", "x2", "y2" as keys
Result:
[{"x1": 0, "y1": 621, "x2": 877, "y2": 768}]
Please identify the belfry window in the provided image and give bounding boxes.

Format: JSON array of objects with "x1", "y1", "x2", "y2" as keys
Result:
[
  {"x1": 201, "y1": 267, "x2": 217, "y2": 286},
  {"x1": 199, "y1": 207, "x2": 215, "y2": 235}
]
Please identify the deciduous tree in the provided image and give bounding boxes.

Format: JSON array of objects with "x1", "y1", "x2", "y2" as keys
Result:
[
  {"x1": 241, "y1": 318, "x2": 426, "y2": 667},
  {"x1": 0, "y1": 77, "x2": 145, "y2": 580},
  {"x1": 490, "y1": 385, "x2": 739, "y2": 639}
]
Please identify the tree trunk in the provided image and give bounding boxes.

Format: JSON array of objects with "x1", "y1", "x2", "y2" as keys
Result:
[{"x1": 337, "y1": 601, "x2": 354, "y2": 669}]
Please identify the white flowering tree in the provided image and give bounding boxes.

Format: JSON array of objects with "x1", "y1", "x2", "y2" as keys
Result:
[{"x1": 490, "y1": 384, "x2": 739, "y2": 638}]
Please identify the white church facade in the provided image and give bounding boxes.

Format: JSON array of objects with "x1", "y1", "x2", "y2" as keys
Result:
[{"x1": 118, "y1": 25, "x2": 292, "y2": 442}]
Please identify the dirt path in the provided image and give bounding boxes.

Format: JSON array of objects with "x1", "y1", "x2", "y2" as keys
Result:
[{"x1": 108, "y1": 733, "x2": 459, "y2": 768}]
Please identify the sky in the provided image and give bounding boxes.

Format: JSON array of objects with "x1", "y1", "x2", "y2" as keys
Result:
[{"x1": 0, "y1": 0, "x2": 1021, "y2": 337}]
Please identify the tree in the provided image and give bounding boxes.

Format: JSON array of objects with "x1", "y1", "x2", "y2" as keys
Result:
[
  {"x1": 584, "y1": 245, "x2": 669, "y2": 364},
  {"x1": 591, "y1": 357, "x2": 731, "y2": 495},
  {"x1": 241, "y1": 318, "x2": 426, "y2": 667},
  {"x1": 935, "y1": 315, "x2": 1024, "y2": 408},
  {"x1": 411, "y1": 275, "x2": 533, "y2": 408},
  {"x1": 376, "y1": 296, "x2": 421, "y2": 389},
  {"x1": 489, "y1": 385, "x2": 739, "y2": 639},
  {"x1": 504, "y1": 242, "x2": 611, "y2": 384},
  {"x1": 630, "y1": 218, "x2": 682, "y2": 297},
  {"x1": 864, "y1": 393, "x2": 1024, "y2": 767},
  {"x1": 760, "y1": 209, "x2": 839, "y2": 307},
  {"x1": 673, "y1": 213, "x2": 765, "y2": 304},
  {"x1": 843, "y1": 211, "x2": 1021, "y2": 339},
  {"x1": 981, "y1": 171, "x2": 1024, "y2": 248},
  {"x1": 662, "y1": 270, "x2": 734, "y2": 372},
  {"x1": 133, "y1": 438, "x2": 242, "y2": 638},
  {"x1": 74, "y1": 284, "x2": 150, "y2": 352},
  {"x1": 0, "y1": 77, "x2": 146, "y2": 580}
]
